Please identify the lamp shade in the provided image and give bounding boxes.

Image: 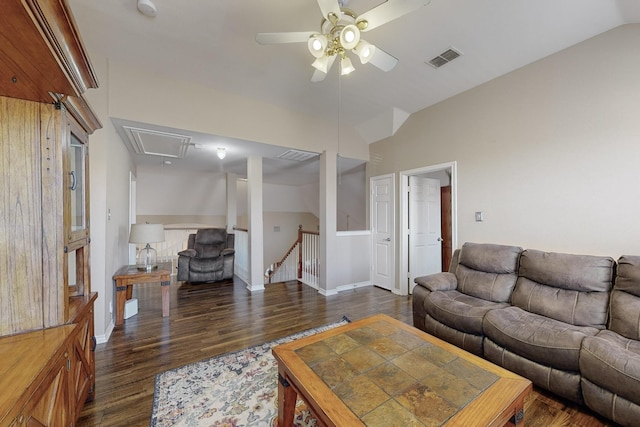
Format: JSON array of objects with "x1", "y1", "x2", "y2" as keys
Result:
[
  {"x1": 129, "y1": 223, "x2": 165, "y2": 244},
  {"x1": 354, "y1": 40, "x2": 376, "y2": 64},
  {"x1": 308, "y1": 34, "x2": 327, "y2": 58},
  {"x1": 340, "y1": 55, "x2": 355, "y2": 75},
  {"x1": 312, "y1": 55, "x2": 331, "y2": 73},
  {"x1": 340, "y1": 24, "x2": 360, "y2": 50}
]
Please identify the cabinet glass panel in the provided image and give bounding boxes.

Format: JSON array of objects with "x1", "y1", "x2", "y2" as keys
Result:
[
  {"x1": 67, "y1": 246, "x2": 87, "y2": 297},
  {"x1": 69, "y1": 132, "x2": 86, "y2": 233},
  {"x1": 68, "y1": 248, "x2": 77, "y2": 292}
]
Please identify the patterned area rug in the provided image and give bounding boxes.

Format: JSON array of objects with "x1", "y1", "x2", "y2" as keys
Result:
[{"x1": 151, "y1": 318, "x2": 350, "y2": 426}]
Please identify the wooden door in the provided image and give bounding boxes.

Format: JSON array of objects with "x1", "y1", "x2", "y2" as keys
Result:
[{"x1": 441, "y1": 186, "x2": 452, "y2": 271}]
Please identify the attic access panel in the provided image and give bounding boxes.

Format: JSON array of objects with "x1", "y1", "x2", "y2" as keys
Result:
[{"x1": 122, "y1": 126, "x2": 191, "y2": 158}]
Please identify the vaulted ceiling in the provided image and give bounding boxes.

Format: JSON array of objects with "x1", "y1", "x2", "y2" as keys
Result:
[{"x1": 68, "y1": 0, "x2": 640, "y2": 180}]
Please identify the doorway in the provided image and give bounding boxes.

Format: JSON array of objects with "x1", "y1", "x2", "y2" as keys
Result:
[{"x1": 401, "y1": 162, "x2": 457, "y2": 295}]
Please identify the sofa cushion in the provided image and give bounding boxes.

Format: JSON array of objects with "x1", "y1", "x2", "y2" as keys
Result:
[
  {"x1": 484, "y1": 339, "x2": 583, "y2": 404},
  {"x1": 511, "y1": 250, "x2": 614, "y2": 327},
  {"x1": 190, "y1": 256, "x2": 223, "y2": 273},
  {"x1": 414, "y1": 272, "x2": 457, "y2": 292},
  {"x1": 580, "y1": 330, "x2": 640, "y2": 407},
  {"x1": 483, "y1": 306, "x2": 599, "y2": 371},
  {"x1": 453, "y1": 243, "x2": 522, "y2": 303},
  {"x1": 485, "y1": 339, "x2": 583, "y2": 404},
  {"x1": 609, "y1": 256, "x2": 640, "y2": 340},
  {"x1": 609, "y1": 290, "x2": 640, "y2": 340},
  {"x1": 194, "y1": 228, "x2": 228, "y2": 258},
  {"x1": 582, "y1": 378, "x2": 640, "y2": 427},
  {"x1": 424, "y1": 290, "x2": 509, "y2": 335},
  {"x1": 423, "y1": 314, "x2": 485, "y2": 356}
]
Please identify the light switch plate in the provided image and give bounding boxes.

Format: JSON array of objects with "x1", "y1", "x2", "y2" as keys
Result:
[{"x1": 475, "y1": 211, "x2": 484, "y2": 222}]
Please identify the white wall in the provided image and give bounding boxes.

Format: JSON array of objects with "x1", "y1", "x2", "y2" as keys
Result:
[
  {"x1": 106, "y1": 60, "x2": 369, "y2": 161},
  {"x1": 136, "y1": 165, "x2": 227, "y2": 216},
  {"x1": 335, "y1": 231, "x2": 371, "y2": 290},
  {"x1": 238, "y1": 181, "x2": 320, "y2": 270},
  {"x1": 370, "y1": 24, "x2": 640, "y2": 259},
  {"x1": 337, "y1": 165, "x2": 366, "y2": 231},
  {"x1": 84, "y1": 54, "x2": 137, "y2": 342},
  {"x1": 251, "y1": 212, "x2": 319, "y2": 270}
]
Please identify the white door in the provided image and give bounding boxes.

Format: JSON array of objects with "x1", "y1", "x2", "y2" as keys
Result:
[
  {"x1": 371, "y1": 174, "x2": 395, "y2": 291},
  {"x1": 409, "y1": 176, "x2": 442, "y2": 293}
]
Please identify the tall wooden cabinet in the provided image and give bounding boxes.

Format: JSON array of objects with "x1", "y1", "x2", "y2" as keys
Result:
[{"x1": 0, "y1": 1, "x2": 101, "y2": 426}]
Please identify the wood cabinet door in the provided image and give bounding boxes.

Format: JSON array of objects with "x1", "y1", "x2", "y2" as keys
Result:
[
  {"x1": 21, "y1": 350, "x2": 71, "y2": 427},
  {"x1": 70, "y1": 306, "x2": 95, "y2": 420},
  {"x1": 64, "y1": 113, "x2": 91, "y2": 299},
  {"x1": 0, "y1": 96, "x2": 46, "y2": 335}
]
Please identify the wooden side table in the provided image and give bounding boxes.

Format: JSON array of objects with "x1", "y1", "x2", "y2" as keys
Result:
[{"x1": 113, "y1": 262, "x2": 172, "y2": 326}]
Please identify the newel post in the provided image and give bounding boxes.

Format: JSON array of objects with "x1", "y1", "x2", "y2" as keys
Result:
[{"x1": 297, "y1": 225, "x2": 303, "y2": 279}]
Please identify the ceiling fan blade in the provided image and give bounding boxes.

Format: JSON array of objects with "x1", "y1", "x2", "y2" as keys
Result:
[
  {"x1": 317, "y1": 0, "x2": 341, "y2": 21},
  {"x1": 255, "y1": 31, "x2": 315, "y2": 45},
  {"x1": 357, "y1": 0, "x2": 431, "y2": 32},
  {"x1": 368, "y1": 48, "x2": 398, "y2": 72},
  {"x1": 311, "y1": 56, "x2": 336, "y2": 82}
]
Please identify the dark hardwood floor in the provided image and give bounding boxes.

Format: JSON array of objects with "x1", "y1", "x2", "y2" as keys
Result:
[{"x1": 77, "y1": 278, "x2": 615, "y2": 426}]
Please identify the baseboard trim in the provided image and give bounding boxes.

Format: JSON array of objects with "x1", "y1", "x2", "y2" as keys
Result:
[
  {"x1": 336, "y1": 281, "x2": 372, "y2": 293},
  {"x1": 96, "y1": 320, "x2": 114, "y2": 344},
  {"x1": 318, "y1": 288, "x2": 338, "y2": 296}
]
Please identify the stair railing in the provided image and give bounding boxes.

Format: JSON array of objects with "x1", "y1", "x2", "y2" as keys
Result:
[
  {"x1": 233, "y1": 227, "x2": 249, "y2": 283},
  {"x1": 265, "y1": 226, "x2": 320, "y2": 288}
]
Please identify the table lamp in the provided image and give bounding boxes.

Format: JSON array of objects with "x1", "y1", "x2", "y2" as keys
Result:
[{"x1": 129, "y1": 223, "x2": 165, "y2": 271}]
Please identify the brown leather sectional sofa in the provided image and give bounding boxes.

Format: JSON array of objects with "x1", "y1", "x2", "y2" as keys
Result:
[{"x1": 412, "y1": 242, "x2": 640, "y2": 426}]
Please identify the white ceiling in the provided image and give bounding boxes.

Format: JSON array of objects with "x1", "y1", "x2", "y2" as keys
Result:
[
  {"x1": 68, "y1": 0, "x2": 640, "y2": 182},
  {"x1": 111, "y1": 117, "x2": 365, "y2": 185}
]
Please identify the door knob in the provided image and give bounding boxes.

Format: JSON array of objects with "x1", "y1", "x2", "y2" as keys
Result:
[
  {"x1": 383, "y1": 238, "x2": 391, "y2": 242},
  {"x1": 437, "y1": 237, "x2": 443, "y2": 242}
]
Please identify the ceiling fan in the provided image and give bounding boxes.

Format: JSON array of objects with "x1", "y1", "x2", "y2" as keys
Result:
[{"x1": 256, "y1": 0, "x2": 431, "y2": 82}]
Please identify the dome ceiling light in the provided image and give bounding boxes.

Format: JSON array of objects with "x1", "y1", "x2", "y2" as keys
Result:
[{"x1": 137, "y1": 0, "x2": 157, "y2": 17}]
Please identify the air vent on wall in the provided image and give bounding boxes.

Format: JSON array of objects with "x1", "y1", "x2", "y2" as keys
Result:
[
  {"x1": 427, "y1": 47, "x2": 462, "y2": 69},
  {"x1": 277, "y1": 149, "x2": 318, "y2": 162}
]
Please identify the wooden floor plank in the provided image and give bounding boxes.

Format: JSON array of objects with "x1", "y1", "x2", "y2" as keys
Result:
[{"x1": 77, "y1": 278, "x2": 614, "y2": 427}]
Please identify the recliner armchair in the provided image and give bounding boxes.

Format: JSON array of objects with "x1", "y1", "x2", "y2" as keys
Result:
[{"x1": 177, "y1": 228, "x2": 235, "y2": 283}]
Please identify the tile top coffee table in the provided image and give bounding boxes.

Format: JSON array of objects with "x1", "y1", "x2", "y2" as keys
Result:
[{"x1": 272, "y1": 314, "x2": 532, "y2": 427}]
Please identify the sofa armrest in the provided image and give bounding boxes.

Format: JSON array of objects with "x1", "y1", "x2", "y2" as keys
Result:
[
  {"x1": 178, "y1": 249, "x2": 197, "y2": 258},
  {"x1": 414, "y1": 272, "x2": 457, "y2": 292},
  {"x1": 221, "y1": 248, "x2": 235, "y2": 257}
]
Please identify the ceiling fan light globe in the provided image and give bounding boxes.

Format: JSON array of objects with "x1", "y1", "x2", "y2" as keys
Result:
[
  {"x1": 354, "y1": 40, "x2": 376, "y2": 64},
  {"x1": 312, "y1": 55, "x2": 331, "y2": 73},
  {"x1": 308, "y1": 34, "x2": 327, "y2": 58},
  {"x1": 340, "y1": 55, "x2": 355, "y2": 75},
  {"x1": 340, "y1": 24, "x2": 360, "y2": 50}
]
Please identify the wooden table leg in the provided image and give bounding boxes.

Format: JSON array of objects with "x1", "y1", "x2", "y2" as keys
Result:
[
  {"x1": 506, "y1": 397, "x2": 526, "y2": 426},
  {"x1": 126, "y1": 284, "x2": 133, "y2": 300},
  {"x1": 161, "y1": 280, "x2": 170, "y2": 317},
  {"x1": 277, "y1": 371, "x2": 296, "y2": 427},
  {"x1": 115, "y1": 280, "x2": 126, "y2": 326}
]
